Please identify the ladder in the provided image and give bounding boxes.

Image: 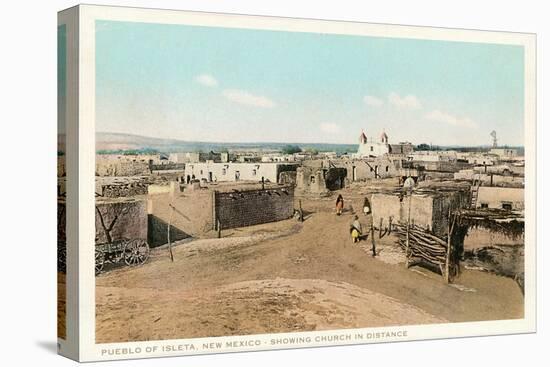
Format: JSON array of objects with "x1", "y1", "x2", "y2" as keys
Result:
[{"x1": 470, "y1": 178, "x2": 482, "y2": 208}]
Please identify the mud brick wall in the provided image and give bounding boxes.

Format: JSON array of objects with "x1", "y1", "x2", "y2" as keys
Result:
[
  {"x1": 95, "y1": 160, "x2": 150, "y2": 177},
  {"x1": 278, "y1": 171, "x2": 297, "y2": 186},
  {"x1": 215, "y1": 186, "x2": 294, "y2": 229},
  {"x1": 371, "y1": 190, "x2": 469, "y2": 237},
  {"x1": 101, "y1": 183, "x2": 148, "y2": 198},
  {"x1": 147, "y1": 190, "x2": 213, "y2": 246},
  {"x1": 95, "y1": 199, "x2": 147, "y2": 244}
]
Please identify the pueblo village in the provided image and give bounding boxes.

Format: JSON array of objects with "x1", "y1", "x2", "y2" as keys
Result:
[{"x1": 58, "y1": 128, "x2": 525, "y2": 343}]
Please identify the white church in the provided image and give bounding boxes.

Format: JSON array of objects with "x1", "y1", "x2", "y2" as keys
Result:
[{"x1": 355, "y1": 129, "x2": 413, "y2": 158}]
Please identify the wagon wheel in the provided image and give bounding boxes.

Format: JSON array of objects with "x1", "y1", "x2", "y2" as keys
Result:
[
  {"x1": 95, "y1": 248, "x2": 105, "y2": 275},
  {"x1": 123, "y1": 239, "x2": 150, "y2": 266}
]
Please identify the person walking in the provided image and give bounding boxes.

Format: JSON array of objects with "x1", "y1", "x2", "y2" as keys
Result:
[
  {"x1": 363, "y1": 197, "x2": 371, "y2": 216},
  {"x1": 350, "y1": 215, "x2": 362, "y2": 243},
  {"x1": 335, "y1": 194, "x2": 344, "y2": 216}
]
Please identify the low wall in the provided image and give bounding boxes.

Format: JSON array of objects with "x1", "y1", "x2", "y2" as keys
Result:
[
  {"x1": 100, "y1": 183, "x2": 148, "y2": 198},
  {"x1": 95, "y1": 199, "x2": 147, "y2": 244},
  {"x1": 463, "y1": 226, "x2": 524, "y2": 250},
  {"x1": 146, "y1": 190, "x2": 214, "y2": 246},
  {"x1": 96, "y1": 159, "x2": 150, "y2": 177},
  {"x1": 215, "y1": 186, "x2": 294, "y2": 229}
]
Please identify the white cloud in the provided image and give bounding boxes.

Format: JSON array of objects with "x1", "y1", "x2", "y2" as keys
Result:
[
  {"x1": 388, "y1": 92, "x2": 422, "y2": 109},
  {"x1": 425, "y1": 110, "x2": 478, "y2": 129},
  {"x1": 363, "y1": 95, "x2": 384, "y2": 107},
  {"x1": 222, "y1": 89, "x2": 276, "y2": 108},
  {"x1": 320, "y1": 122, "x2": 341, "y2": 134},
  {"x1": 195, "y1": 74, "x2": 219, "y2": 87}
]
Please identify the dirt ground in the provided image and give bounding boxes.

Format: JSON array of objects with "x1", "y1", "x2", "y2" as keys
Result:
[{"x1": 96, "y1": 190, "x2": 524, "y2": 343}]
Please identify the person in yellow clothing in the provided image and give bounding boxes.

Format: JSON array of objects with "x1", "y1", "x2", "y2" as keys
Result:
[{"x1": 350, "y1": 215, "x2": 362, "y2": 243}]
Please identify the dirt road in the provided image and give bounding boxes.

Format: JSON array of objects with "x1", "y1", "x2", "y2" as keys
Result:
[{"x1": 96, "y1": 196, "x2": 523, "y2": 343}]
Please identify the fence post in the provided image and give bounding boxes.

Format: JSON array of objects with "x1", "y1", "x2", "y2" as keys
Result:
[
  {"x1": 445, "y1": 208, "x2": 457, "y2": 283},
  {"x1": 371, "y1": 221, "x2": 376, "y2": 256}
]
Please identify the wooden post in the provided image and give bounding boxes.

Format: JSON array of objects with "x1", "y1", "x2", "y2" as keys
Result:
[
  {"x1": 370, "y1": 221, "x2": 376, "y2": 256},
  {"x1": 388, "y1": 216, "x2": 393, "y2": 235},
  {"x1": 445, "y1": 208, "x2": 457, "y2": 283},
  {"x1": 379, "y1": 217, "x2": 383, "y2": 239},
  {"x1": 167, "y1": 204, "x2": 174, "y2": 262},
  {"x1": 217, "y1": 218, "x2": 222, "y2": 238},
  {"x1": 299, "y1": 199, "x2": 304, "y2": 222}
]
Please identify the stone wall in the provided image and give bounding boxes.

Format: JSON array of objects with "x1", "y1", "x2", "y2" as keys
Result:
[
  {"x1": 96, "y1": 158, "x2": 150, "y2": 177},
  {"x1": 95, "y1": 198, "x2": 148, "y2": 244},
  {"x1": 215, "y1": 186, "x2": 294, "y2": 229},
  {"x1": 100, "y1": 183, "x2": 149, "y2": 198}
]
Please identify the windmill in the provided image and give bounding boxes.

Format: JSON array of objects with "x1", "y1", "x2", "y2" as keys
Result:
[{"x1": 490, "y1": 130, "x2": 498, "y2": 148}]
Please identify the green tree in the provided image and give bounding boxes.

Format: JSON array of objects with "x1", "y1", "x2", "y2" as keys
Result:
[{"x1": 281, "y1": 145, "x2": 302, "y2": 154}]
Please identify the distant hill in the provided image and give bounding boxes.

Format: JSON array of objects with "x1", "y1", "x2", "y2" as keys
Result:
[
  {"x1": 96, "y1": 132, "x2": 358, "y2": 154},
  {"x1": 96, "y1": 132, "x2": 524, "y2": 155}
]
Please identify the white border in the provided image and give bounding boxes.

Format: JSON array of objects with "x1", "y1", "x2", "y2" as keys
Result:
[
  {"x1": 77, "y1": 4, "x2": 536, "y2": 362},
  {"x1": 58, "y1": 6, "x2": 80, "y2": 361}
]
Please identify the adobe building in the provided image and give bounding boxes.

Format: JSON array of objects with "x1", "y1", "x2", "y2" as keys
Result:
[
  {"x1": 169, "y1": 151, "x2": 229, "y2": 164},
  {"x1": 146, "y1": 183, "x2": 295, "y2": 245},
  {"x1": 183, "y1": 162, "x2": 297, "y2": 184},
  {"x1": 336, "y1": 156, "x2": 403, "y2": 181},
  {"x1": 490, "y1": 148, "x2": 519, "y2": 158},
  {"x1": 475, "y1": 186, "x2": 524, "y2": 211},
  {"x1": 370, "y1": 188, "x2": 469, "y2": 237},
  {"x1": 296, "y1": 164, "x2": 347, "y2": 194},
  {"x1": 356, "y1": 129, "x2": 413, "y2": 158}
]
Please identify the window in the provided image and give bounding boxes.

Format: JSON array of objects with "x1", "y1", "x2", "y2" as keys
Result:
[
  {"x1": 310, "y1": 176, "x2": 315, "y2": 183},
  {"x1": 385, "y1": 166, "x2": 389, "y2": 172},
  {"x1": 501, "y1": 202, "x2": 513, "y2": 210},
  {"x1": 480, "y1": 203, "x2": 489, "y2": 208},
  {"x1": 370, "y1": 146, "x2": 374, "y2": 152},
  {"x1": 222, "y1": 168, "x2": 226, "y2": 175},
  {"x1": 200, "y1": 170, "x2": 203, "y2": 175},
  {"x1": 252, "y1": 169, "x2": 257, "y2": 176}
]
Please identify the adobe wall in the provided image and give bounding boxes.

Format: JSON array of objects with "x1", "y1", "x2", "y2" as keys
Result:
[
  {"x1": 95, "y1": 198, "x2": 148, "y2": 244},
  {"x1": 96, "y1": 159, "x2": 150, "y2": 177},
  {"x1": 371, "y1": 190, "x2": 469, "y2": 237},
  {"x1": 100, "y1": 183, "x2": 148, "y2": 198},
  {"x1": 215, "y1": 186, "x2": 294, "y2": 229},
  {"x1": 146, "y1": 189, "x2": 214, "y2": 246},
  {"x1": 279, "y1": 171, "x2": 297, "y2": 186},
  {"x1": 476, "y1": 187, "x2": 524, "y2": 210},
  {"x1": 463, "y1": 227, "x2": 524, "y2": 250},
  {"x1": 296, "y1": 167, "x2": 328, "y2": 194}
]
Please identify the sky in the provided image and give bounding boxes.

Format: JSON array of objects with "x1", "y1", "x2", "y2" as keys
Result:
[{"x1": 95, "y1": 20, "x2": 525, "y2": 147}]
